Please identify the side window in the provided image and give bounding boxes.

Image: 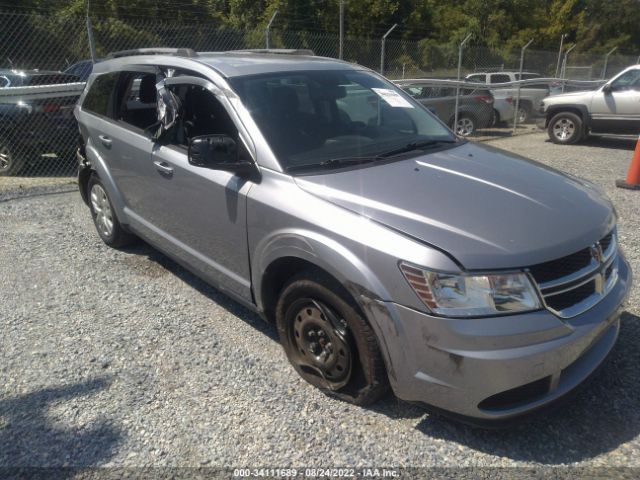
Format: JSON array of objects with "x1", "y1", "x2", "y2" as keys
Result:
[
  {"x1": 467, "y1": 74, "x2": 486, "y2": 83},
  {"x1": 490, "y1": 74, "x2": 511, "y2": 84},
  {"x1": 115, "y1": 71, "x2": 158, "y2": 130},
  {"x1": 82, "y1": 72, "x2": 119, "y2": 117},
  {"x1": 167, "y1": 84, "x2": 239, "y2": 150},
  {"x1": 403, "y1": 86, "x2": 423, "y2": 98},
  {"x1": 610, "y1": 69, "x2": 640, "y2": 92}
]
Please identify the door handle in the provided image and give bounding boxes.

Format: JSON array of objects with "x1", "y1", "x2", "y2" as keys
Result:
[
  {"x1": 98, "y1": 135, "x2": 112, "y2": 148},
  {"x1": 154, "y1": 160, "x2": 174, "y2": 176}
]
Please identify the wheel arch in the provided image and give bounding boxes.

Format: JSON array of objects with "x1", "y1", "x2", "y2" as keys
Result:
[
  {"x1": 84, "y1": 139, "x2": 128, "y2": 225},
  {"x1": 545, "y1": 104, "x2": 590, "y2": 129},
  {"x1": 254, "y1": 233, "x2": 392, "y2": 324}
]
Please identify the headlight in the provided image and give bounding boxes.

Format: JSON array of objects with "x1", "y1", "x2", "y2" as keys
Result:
[{"x1": 399, "y1": 262, "x2": 541, "y2": 317}]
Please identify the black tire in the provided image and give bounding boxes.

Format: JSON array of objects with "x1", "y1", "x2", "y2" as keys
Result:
[
  {"x1": 516, "y1": 102, "x2": 531, "y2": 124},
  {"x1": 87, "y1": 174, "x2": 136, "y2": 248},
  {"x1": 548, "y1": 111, "x2": 584, "y2": 145},
  {"x1": 451, "y1": 114, "x2": 476, "y2": 137},
  {"x1": 276, "y1": 271, "x2": 389, "y2": 406},
  {"x1": 0, "y1": 140, "x2": 25, "y2": 177},
  {"x1": 492, "y1": 109, "x2": 502, "y2": 127}
]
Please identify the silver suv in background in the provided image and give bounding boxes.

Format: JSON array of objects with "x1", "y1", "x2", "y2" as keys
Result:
[
  {"x1": 539, "y1": 64, "x2": 640, "y2": 144},
  {"x1": 466, "y1": 71, "x2": 550, "y2": 123},
  {"x1": 75, "y1": 49, "x2": 631, "y2": 425}
]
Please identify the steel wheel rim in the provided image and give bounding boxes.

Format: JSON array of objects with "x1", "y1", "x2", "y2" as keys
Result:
[
  {"x1": 456, "y1": 117, "x2": 474, "y2": 136},
  {"x1": 289, "y1": 299, "x2": 352, "y2": 390},
  {"x1": 0, "y1": 145, "x2": 12, "y2": 171},
  {"x1": 90, "y1": 184, "x2": 114, "y2": 238},
  {"x1": 553, "y1": 118, "x2": 575, "y2": 140},
  {"x1": 517, "y1": 107, "x2": 527, "y2": 123}
]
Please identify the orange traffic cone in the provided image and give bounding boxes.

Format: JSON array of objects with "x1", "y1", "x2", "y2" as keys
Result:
[{"x1": 616, "y1": 136, "x2": 640, "y2": 190}]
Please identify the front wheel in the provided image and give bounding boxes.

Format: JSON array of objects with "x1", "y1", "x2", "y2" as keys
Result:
[
  {"x1": 548, "y1": 112, "x2": 584, "y2": 145},
  {"x1": 0, "y1": 141, "x2": 25, "y2": 176},
  {"x1": 276, "y1": 272, "x2": 388, "y2": 406}
]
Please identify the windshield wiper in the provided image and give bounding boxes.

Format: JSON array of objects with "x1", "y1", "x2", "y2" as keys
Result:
[
  {"x1": 285, "y1": 156, "x2": 381, "y2": 173},
  {"x1": 379, "y1": 139, "x2": 458, "y2": 158}
]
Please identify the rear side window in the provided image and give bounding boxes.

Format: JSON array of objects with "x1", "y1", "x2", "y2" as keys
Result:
[
  {"x1": 83, "y1": 72, "x2": 119, "y2": 117},
  {"x1": 490, "y1": 74, "x2": 511, "y2": 84},
  {"x1": 114, "y1": 71, "x2": 158, "y2": 130}
]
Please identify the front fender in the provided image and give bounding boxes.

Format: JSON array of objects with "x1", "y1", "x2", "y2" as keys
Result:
[
  {"x1": 252, "y1": 229, "x2": 408, "y2": 381},
  {"x1": 253, "y1": 228, "x2": 392, "y2": 314}
]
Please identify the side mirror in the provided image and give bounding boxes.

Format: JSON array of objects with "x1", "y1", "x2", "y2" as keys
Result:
[
  {"x1": 188, "y1": 134, "x2": 254, "y2": 175},
  {"x1": 602, "y1": 83, "x2": 612, "y2": 94}
]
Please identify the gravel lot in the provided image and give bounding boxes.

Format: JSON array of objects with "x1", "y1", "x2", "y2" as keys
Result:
[{"x1": 1, "y1": 132, "x2": 639, "y2": 470}]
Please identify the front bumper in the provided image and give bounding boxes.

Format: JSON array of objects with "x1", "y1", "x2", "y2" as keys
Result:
[{"x1": 370, "y1": 255, "x2": 631, "y2": 421}]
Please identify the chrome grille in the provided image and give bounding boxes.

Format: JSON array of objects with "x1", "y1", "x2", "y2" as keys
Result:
[{"x1": 527, "y1": 231, "x2": 618, "y2": 318}]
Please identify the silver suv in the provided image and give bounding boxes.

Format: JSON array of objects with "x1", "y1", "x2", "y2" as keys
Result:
[
  {"x1": 75, "y1": 49, "x2": 631, "y2": 424},
  {"x1": 539, "y1": 65, "x2": 640, "y2": 144}
]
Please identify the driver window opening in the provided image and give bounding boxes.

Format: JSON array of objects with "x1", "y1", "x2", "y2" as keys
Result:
[{"x1": 167, "y1": 85, "x2": 239, "y2": 150}]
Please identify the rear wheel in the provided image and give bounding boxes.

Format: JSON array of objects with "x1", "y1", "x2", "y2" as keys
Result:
[
  {"x1": 548, "y1": 112, "x2": 584, "y2": 145},
  {"x1": 452, "y1": 115, "x2": 476, "y2": 137},
  {"x1": 0, "y1": 141, "x2": 25, "y2": 176},
  {"x1": 276, "y1": 271, "x2": 388, "y2": 405},
  {"x1": 87, "y1": 175, "x2": 136, "y2": 248},
  {"x1": 516, "y1": 104, "x2": 530, "y2": 124}
]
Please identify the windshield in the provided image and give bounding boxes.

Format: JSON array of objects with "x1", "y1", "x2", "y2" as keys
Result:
[{"x1": 228, "y1": 69, "x2": 455, "y2": 171}]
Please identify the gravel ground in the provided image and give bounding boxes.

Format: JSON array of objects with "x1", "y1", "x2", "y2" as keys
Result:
[{"x1": 1, "y1": 132, "x2": 639, "y2": 471}]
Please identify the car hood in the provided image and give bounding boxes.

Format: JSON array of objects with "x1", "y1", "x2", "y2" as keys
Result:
[
  {"x1": 547, "y1": 90, "x2": 594, "y2": 100},
  {"x1": 294, "y1": 142, "x2": 615, "y2": 270}
]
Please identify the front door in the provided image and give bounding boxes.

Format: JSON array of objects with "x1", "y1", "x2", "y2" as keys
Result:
[
  {"x1": 591, "y1": 68, "x2": 640, "y2": 134},
  {"x1": 138, "y1": 76, "x2": 255, "y2": 302}
]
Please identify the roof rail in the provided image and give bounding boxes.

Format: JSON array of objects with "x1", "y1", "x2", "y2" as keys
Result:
[
  {"x1": 107, "y1": 48, "x2": 198, "y2": 59},
  {"x1": 232, "y1": 49, "x2": 315, "y2": 56}
]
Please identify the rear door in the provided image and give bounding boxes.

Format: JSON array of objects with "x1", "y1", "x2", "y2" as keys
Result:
[{"x1": 94, "y1": 68, "x2": 159, "y2": 220}]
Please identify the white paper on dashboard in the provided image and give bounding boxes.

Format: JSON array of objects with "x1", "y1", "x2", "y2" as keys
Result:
[{"x1": 371, "y1": 88, "x2": 414, "y2": 108}]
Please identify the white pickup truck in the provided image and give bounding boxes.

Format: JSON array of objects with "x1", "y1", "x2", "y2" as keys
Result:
[{"x1": 466, "y1": 71, "x2": 550, "y2": 123}]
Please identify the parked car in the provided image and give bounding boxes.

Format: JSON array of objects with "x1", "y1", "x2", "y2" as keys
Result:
[
  {"x1": 538, "y1": 64, "x2": 640, "y2": 144},
  {"x1": 75, "y1": 49, "x2": 631, "y2": 425},
  {"x1": 466, "y1": 71, "x2": 550, "y2": 123},
  {"x1": 491, "y1": 92, "x2": 515, "y2": 126},
  {"x1": 396, "y1": 81, "x2": 494, "y2": 136},
  {"x1": 64, "y1": 59, "x2": 101, "y2": 82},
  {"x1": 0, "y1": 69, "x2": 81, "y2": 176}
]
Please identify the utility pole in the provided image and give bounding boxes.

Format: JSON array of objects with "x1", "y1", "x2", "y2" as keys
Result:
[
  {"x1": 379, "y1": 23, "x2": 397, "y2": 76},
  {"x1": 86, "y1": 0, "x2": 97, "y2": 63},
  {"x1": 513, "y1": 38, "x2": 534, "y2": 133},
  {"x1": 555, "y1": 33, "x2": 567, "y2": 78},
  {"x1": 339, "y1": 0, "x2": 344, "y2": 60},
  {"x1": 602, "y1": 46, "x2": 618, "y2": 80},
  {"x1": 561, "y1": 44, "x2": 576, "y2": 92},
  {"x1": 453, "y1": 33, "x2": 472, "y2": 135},
  {"x1": 265, "y1": 10, "x2": 278, "y2": 49}
]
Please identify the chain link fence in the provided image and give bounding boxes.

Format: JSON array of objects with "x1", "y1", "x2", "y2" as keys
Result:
[{"x1": 0, "y1": 10, "x2": 638, "y2": 188}]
